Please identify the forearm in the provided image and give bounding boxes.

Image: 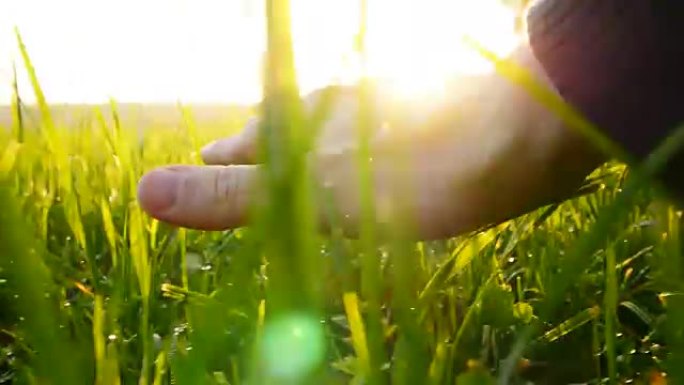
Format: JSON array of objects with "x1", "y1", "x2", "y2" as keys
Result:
[{"x1": 526, "y1": 0, "x2": 684, "y2": 199}]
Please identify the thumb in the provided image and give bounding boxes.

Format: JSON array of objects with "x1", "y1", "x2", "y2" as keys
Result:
[
  {"x1": 137, "y1": 165, "x2": 259, "y2": 230},
  {"x1": 201, "y1": 117, "x2": 260, "y2": 165}
]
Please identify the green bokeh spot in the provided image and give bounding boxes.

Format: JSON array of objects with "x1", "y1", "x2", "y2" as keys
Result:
[{"x1": 261, "y1": 313, "x2": 326, "y2": 380}]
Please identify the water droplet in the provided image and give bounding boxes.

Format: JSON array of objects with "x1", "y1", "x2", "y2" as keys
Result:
[
  {"x1": 174, "y1": 324, "x2": 189, "y2": 336},
  {"x1": 200, "y1": 263, "x2": 213, "y2": 272},
  {"x1": 153, "y1": 333, "x2": 162, "y2": 350},
  {"x1": 108, "y1": 334, "x2": 118, "y2": 342},
  {"x1": 185, "y1": 252, "x2": 204, "y2": 273},
  {"x1": 18, "y1": 316, "x2": 25, "y2": 322}
]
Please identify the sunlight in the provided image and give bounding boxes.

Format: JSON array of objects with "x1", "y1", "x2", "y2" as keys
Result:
[
  {"x1": 290, "y1": 0, "x2": 521, "y2": 99},
  {"x1": 0, "y1": 0, "x2": 521, "y2": 104},
  {"x1": 363, "y1": 0, "x2": 520, "y2": 98}
]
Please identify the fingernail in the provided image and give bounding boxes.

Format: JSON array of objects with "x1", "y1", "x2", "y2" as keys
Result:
[{"x1": 137, "y1": 168, "x2": 181, "y2": 213}]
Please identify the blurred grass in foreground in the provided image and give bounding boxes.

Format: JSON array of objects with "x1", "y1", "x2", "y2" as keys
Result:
[{"x1": 2, "y1": 1, "x2": 684, "y2": 384}]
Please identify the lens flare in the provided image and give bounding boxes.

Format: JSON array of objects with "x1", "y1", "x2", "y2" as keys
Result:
[{"x1": 261, "y1": 313, "x2": 326, "y2": 381}]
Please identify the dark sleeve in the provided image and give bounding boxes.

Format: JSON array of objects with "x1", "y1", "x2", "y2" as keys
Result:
[{"x1": 526, "y1": 0, "x2": 684, "y2": 199}]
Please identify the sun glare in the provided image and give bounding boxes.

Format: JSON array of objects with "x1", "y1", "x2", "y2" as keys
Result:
[
  {"x1": 363, "y1": 0, "x2": 520, "y2": 98},
  {"x1": 290, "y1": 0, "x2": 521, "y2": 99},
  {"x1": 0, "y1": 0, "x2": 521, "y2": 104}
]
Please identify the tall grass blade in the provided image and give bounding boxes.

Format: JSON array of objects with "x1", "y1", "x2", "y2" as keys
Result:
[
  {"x1": 0, "y1": 184, "x2": 81, "y2": 385},
  {"x1": 11, "y1": 62, "x2": 24, "y2": 143}
]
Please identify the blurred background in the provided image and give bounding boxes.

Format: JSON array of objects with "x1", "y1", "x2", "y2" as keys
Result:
[{"x1": 0, "y1": 0, "x2": 520, "y2": 105}]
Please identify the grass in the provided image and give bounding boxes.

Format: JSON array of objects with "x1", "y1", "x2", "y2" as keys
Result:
[{"x1": 2, "y1": 1, "x2": 684, "y2": 384}]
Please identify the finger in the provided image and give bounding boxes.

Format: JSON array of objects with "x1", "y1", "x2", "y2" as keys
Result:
[
  {"x1": 137, "y1": 165, "x2": 259, "y2": 230},
  {"x1": 201, "y1": 117, "x2": 259, "y2": 165}
]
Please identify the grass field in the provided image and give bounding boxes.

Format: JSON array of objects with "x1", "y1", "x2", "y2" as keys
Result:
[{"x1": 3, "y1": 1, "x2": 684, "y2": 384}]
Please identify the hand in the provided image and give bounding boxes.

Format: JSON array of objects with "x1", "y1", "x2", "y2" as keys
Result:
[{"x1": 136, "y1": 43, "x2": 604, "y2": 240}]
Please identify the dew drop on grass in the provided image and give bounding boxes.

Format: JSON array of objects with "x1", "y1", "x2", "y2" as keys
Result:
[
  {"x1": 153, "y1": 334, "x2": 162, "y2": 350},
  {"x1": 200, "y1": 263, "x2": 213, "y2": 272},
  {"x1": 185, "y1": 252, "x2": 203, "y2": 274},
  {"x1": 174, "y1": 324, "x2": 189, "y2": 336}
]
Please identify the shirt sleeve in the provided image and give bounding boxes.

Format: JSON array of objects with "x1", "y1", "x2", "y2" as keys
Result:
[{"x1": 526, "y1": 0, "x2": 684, "y2": 199}]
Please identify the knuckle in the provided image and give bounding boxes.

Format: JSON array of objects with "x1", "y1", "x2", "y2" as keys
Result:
[{"x1": 214, "y1": 167, "x2": 239, "y2": 207}]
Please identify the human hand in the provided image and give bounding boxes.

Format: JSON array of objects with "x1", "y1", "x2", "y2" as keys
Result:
[{"x1": 136, "y1": 44, "x2": 604, "y2": 240}]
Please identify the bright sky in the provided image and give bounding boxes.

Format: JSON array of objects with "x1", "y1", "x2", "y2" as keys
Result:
[{"x1": 0, "y1": 0, "x2": 521, "y2": 105}]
